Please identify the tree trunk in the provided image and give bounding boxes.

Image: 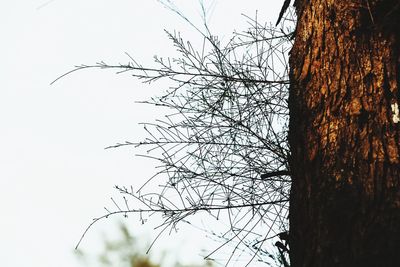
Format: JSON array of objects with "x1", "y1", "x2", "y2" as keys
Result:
[{"x1": 288, "y1": 0, "x2": 400, "y2": 266}]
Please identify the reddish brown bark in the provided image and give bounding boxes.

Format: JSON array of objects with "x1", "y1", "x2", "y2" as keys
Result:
[{"x1": 288, "y1": 0, "x2": 400, "y2": 266}]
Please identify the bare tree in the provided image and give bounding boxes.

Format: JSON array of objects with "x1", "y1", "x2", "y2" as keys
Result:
[{"x1": 55, "y1": 3, "x2": 297, "y2": 266}]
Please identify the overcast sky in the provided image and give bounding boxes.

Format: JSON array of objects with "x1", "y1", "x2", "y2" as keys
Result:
[{"x1": 0, "y1": 1, "x2": 281, "y2": 266}]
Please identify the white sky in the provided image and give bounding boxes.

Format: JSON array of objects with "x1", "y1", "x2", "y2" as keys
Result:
[{"x1": 0, "y1": 1, "x2": 281, "y2": 266}]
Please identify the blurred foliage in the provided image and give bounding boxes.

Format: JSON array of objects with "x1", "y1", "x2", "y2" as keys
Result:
[{"x1": 75, "y1": 223, "x2": 214, "y2": 267}]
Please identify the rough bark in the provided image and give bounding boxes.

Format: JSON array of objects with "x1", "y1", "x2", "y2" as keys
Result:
[{"x1": 288, "y1": 0, "x2": 400, "y2": 266}]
